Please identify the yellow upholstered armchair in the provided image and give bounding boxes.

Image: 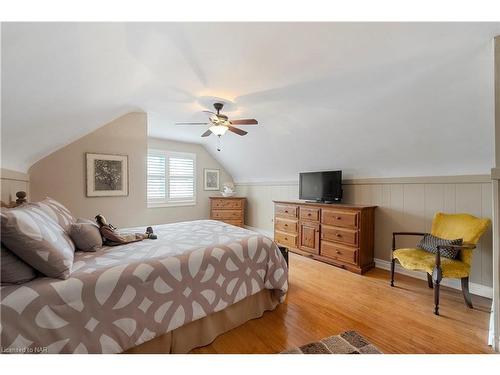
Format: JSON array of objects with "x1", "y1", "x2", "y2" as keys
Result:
[{"x1": 390, "y1": 213, "x2": 490, "y2": 315}]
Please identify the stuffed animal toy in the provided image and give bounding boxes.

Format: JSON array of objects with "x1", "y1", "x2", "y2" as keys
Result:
[{"x1": 95, "y1": 214, "x2": 157, "y2": 246}]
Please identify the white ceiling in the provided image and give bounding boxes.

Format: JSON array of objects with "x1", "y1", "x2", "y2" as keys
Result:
[{"x1": 2, "y1": 23, "x2": 499, "y2": 181}]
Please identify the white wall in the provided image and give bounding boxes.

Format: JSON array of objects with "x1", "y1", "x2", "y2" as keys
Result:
[
  {"x1": 236, "y1": 175, "x2": 493, "y2": 288},
  {"x1": 3, "y1": 23, "x2": 499, "y2": 180}
]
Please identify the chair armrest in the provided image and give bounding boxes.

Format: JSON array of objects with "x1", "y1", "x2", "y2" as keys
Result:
[{"x1": 392, "y1": 232, "x2": 427, "y2": 251}]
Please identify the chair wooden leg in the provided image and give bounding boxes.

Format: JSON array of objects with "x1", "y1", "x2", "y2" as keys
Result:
[
  {"x1": 461, "y1": 277, "x2": 473, "y2": 309},
  {"x1": 390, "y1": 259, "x2": 395, "y2": 287},
  {"x1": 434, "y1": 280, "x2": 440, "y2": 315},
  {"x1": 427, "y1": 273, "x2": 433, "y2": 289},
  {"x1": 432, "y1": 265, "x2": 442, "y2": 316}
]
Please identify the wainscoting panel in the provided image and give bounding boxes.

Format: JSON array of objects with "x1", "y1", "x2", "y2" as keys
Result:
[
  {"x1": 236, "y1": 175, "x2": 493, "y2": 287},
  {"x1": 1, "y1": 168, "x2": 29, "y2": 204}
]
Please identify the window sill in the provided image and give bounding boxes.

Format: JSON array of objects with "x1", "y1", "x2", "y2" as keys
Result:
[{"x1": 147, "y1": 201, "x2": 197, "y2": 208}]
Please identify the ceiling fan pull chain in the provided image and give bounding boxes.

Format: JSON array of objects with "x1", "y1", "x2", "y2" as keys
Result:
[{"x1": 217, "y1": 135, "x2": 222, "y2": 152}]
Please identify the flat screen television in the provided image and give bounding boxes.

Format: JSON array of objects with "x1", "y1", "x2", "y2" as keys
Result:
[{"x1": 299, "y1": 171, "x2": 342, "y2": 203}]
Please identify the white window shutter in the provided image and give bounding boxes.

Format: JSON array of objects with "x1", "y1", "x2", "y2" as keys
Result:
[
  {"x1": 147, "y1": 154, "x2": 166, "y2": 200},
  {"x1": 147, "y1": 150, "x2": 196, "y2": 205},
  {"x1": 168, "y1": 157, "x2": 195, "y2": 199}
]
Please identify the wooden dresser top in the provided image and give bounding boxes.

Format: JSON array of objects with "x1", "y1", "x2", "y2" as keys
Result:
[
  {"x1": 210, "y1": 196, "x2": 246, "y2": 200},
  {"x1": 273, "y1": 200, "x2": 376, "y2": 210}
]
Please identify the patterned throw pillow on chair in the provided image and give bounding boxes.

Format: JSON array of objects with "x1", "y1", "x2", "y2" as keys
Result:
[{"x1": 417, "y1": 234, "x2": 463, "y2": 259}]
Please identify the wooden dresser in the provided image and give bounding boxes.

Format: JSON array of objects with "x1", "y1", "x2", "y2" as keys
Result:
[
  {"x1": 210, "y1": 197, "x2": 246, "y2": 227},
  {"x1": 274, "y1": 200, "x2": 376, "y2": 274}
]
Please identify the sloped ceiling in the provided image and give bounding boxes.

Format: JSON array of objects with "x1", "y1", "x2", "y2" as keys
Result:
[{"x1": 2, "y1": 23, "x2": 500, "y2": 181}]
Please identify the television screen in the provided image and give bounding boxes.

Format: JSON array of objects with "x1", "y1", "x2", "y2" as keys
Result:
[{"x1": 299, "y1": 171, "x2": 342, "y2": 202}]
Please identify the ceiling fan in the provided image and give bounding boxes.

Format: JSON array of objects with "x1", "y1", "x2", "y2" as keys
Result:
[{"x1": 175, "y1": 103, "x2": 258, "y2": 150}]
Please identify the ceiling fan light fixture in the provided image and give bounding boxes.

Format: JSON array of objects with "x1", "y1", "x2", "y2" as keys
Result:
[{"x1": 209, "y1": 125, "x2": 229, "y2": 136}]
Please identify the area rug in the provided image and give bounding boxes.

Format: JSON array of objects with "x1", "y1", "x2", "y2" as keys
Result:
[{"x1": 281, "y1": 330, "x2": 381, "y2": 354}]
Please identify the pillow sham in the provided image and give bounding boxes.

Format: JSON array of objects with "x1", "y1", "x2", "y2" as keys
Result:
[
  {"x1": 0, "y1": 205, "x2": 75, "y2": 279},
  {"x1": 31, "y1": 197, "x2": 75, "y2": 232},
  {"x1": 417, "y1": 234, "x2": 463, "y2": 259},
  {"x1": 70, "y1": 219, "x2": 102, "y2": 252},
  {"x1": 1, "y1": 243, "x2": 38, "y2": 285}
]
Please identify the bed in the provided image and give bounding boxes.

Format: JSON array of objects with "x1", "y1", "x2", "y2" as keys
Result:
[{"x1": 0, "y1": 219, "x2": 288, "y2": 353}]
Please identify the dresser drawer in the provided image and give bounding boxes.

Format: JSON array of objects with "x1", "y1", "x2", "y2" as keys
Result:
[
  {"x1": 321, "y1": 241, "x2": 358, "y2": 265},
  {"x1": 212, "y1": 199, "x2": 243, "y2": 210},
  {"x1": 212, "y1": 210, "x2": 243, "y2": 220},
  {"x1": 321, "y1": 225, "x2": 358, "y2": 246},
  {"x1": 275, "y1": 204, "x2": 298, "y2": 219},
  {"x1": 274, "y1": 230, "x2": 297, "y2": 248},
  {"x1": 222, "y1": 219, "x2": 243, "y2": 227},
  {"x1": 321, "y1": 209, "x2": 359, "y2": 229},
  {"x1": 275, "y1": 217, "x2": 298, "y2": 234},
  {"x1": 299, "y1": 207, "x2": 320, "y2": 222}
]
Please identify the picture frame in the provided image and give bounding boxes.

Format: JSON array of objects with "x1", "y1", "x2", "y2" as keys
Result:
[
  {"x1": 204, "y1": 168, "x2": 220, "y2": 191},
  {"x1": 86, "y1": 153, "x2": 129, "y2": 197}
]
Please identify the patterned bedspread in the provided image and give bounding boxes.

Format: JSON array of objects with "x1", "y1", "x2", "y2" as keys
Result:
[{"x1": 0, "y1": 220, "x2": 288, "y2": 353}]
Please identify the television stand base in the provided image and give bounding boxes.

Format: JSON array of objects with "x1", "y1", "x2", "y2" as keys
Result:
[{"x1": 305, "y1": 200, "x2": 339, "y2": 204}]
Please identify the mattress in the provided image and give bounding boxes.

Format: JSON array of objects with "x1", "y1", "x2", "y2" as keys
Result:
[{"x1": 0, "y1": 220, "x2": 288, "y2": 353}]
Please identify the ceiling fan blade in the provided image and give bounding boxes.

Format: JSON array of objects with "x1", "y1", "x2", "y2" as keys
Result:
[
  {"x1": 230, "y1": 119, "x2": 258, "y2": 125},
  {"x1": 175, "y1": 122, "x2": 209, "y2": 125},
  {"x1": 227, "y1": 126, "x2": 248, "y2": 136},
  {"x1": 201, "y1": 129, "x2": 212, "y2": 137}
]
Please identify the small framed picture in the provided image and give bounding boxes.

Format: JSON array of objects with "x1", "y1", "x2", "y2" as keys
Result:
[
  {"x1": 204, "y1": 168, "x2": 220, "y2": 191},
  {"x1": 86, "y1": 153, "x2": 128, "y2": 197}
]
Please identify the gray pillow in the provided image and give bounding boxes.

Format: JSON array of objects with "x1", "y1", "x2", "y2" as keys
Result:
[
  {"x1": 31, "y1": 197, "x2": 76, "y2": 232},
  {"x1": 1, "y1": 243, "x2": 37, "y2": 285},
  {"x1": 0, "y1": 205, "x2": 75, "y2": 279},
  {"x1": 77, "y1": 217, "x2": 97, "y2": 226},
  {"x1": 417, "y1": 234, "x2": 463, "y2": 259},
  {"x1": 70, "y1": 219, "x2": 102, "y2": 252}
]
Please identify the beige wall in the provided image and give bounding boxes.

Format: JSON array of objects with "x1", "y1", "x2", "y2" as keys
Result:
[
  {"x1": 236, "y1": 175, "x2": 493, "y2": 288},
  {"x1": 29, "y1": 112, "x2": 148, "y2": 227},
  {"x1": 29, "y1": 112, "x2": 233, "y2": 227},
  {"x1": 1, "y1": 168, "x2": 29, "y2": 204}
]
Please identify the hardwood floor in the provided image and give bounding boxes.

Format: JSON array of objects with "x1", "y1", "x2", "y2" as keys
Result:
[{"x1": 191, "y1": 253, "x2": 493, "y2": 354}]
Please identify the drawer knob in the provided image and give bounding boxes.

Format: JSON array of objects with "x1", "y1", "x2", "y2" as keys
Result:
[
  {"x1": 285, "y1": 210, "x2": 289, "y2": 213},
  {"x1": 336, "y1": 250, "x2": 341, "y2": 254},
  {"x1": 307, "y1": 213, "x2": 311, "y2": 216},
  {"x1": 336, "y1": 233, "x2": 342, "y2": 237},
  {"x1": 284, "y1": 237, "x2": 288, "y2": 240},
  {"x1": 336, "y1": 217, "x2": 342, "y2": 220},
  {"x1": 284, "y1": 223, "x2": 288, "y2": 227}
]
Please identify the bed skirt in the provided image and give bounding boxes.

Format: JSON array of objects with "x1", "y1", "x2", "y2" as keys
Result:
[{"x1": 124, "y1": 289, "x2": 280, "y2": 354}]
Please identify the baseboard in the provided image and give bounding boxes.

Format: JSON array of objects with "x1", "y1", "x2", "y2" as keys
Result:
[{"x1": 375, "y1": 258, "x2": 493, "y2": 299}]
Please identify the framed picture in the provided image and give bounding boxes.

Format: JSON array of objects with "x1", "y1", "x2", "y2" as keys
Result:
[
  {"x1": 86, "y1": 153, "x2": 128, "y2": 197},
  {"x1": 204, "y1": 168, "x2": 220, "y2": 191}
]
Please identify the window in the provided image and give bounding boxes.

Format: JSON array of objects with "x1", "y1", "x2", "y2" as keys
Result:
[{"x1": 147, "y1": 150, "x2": 196, "y2": 207}]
